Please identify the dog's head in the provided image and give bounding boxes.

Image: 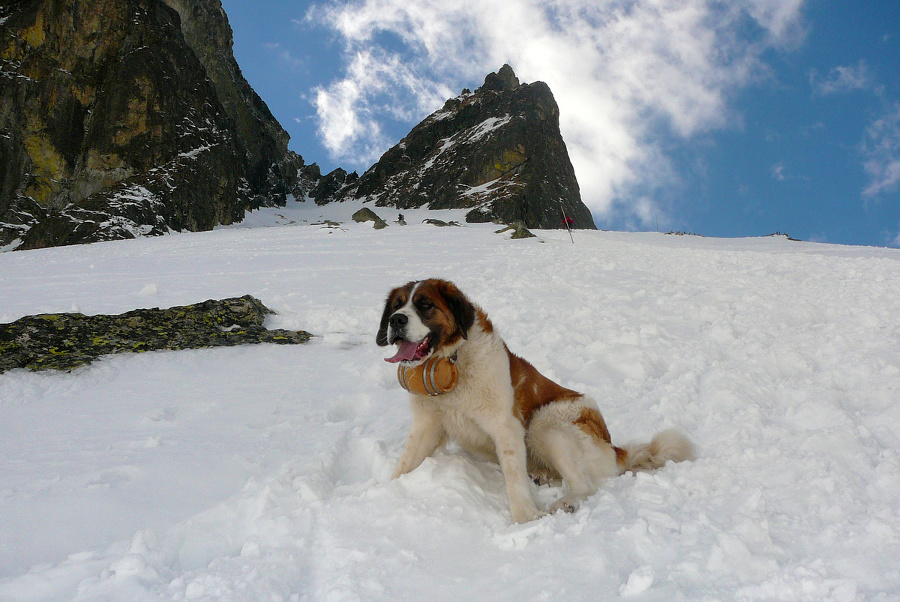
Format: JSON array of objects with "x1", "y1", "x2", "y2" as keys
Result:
[{"x1": 376, "y1": 279, "x2": 476, "y2": 365}]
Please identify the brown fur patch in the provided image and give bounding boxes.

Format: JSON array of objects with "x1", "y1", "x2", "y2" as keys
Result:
[
  {"x1": 573, "y1": 407, "x2": 612, "y2": 444},
  {"x1": 477, "y1": 309, "x2": 493, "y2": 334},
  {"x1": 614, "y1": 446, "x2": 628, "y2": 470},
  {"x1": 417, "y1": 281, "x2": 461, "y2": 347},
  {"x1": 414, "y1": 279, "x2": 474, "y2": 348},
  {"x1": 508, "y1": 346, "x2": 583, "y2": 427}
]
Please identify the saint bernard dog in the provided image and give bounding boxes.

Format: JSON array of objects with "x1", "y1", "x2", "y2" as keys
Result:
[{"x1": 377, "y1": 278, "x2": 694, "y2": 523}]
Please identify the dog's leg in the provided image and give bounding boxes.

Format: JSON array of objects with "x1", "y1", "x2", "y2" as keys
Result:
[
  {"x1": 391, "y1": 398, "x2": 444, "y2": 479},
  {"x1": 541, "y1": 428, "x2": 618, "y2": 514},
  {"x1": 527, "y1": 402, "x2": 621, "y2": 514},
  {"x1": 486, "y1": 417, "x2": 543, "y2": 523}
]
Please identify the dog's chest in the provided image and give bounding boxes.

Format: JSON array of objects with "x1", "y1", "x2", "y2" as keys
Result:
[
  {"x1": 440, "y1": 407, "x2": 496, "y2": 459},
  {"x1": 430, "y1": 330, "x2": 511, "y2": 459},
  {"x1": 432, "y1": 369, "x2": 508, "y2": 459}
]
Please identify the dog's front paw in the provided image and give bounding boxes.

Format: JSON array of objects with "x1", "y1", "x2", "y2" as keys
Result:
[
  {"x1": 549, "y1": 493, "x2": 586, "y2": 514},
  {"x1": 550, "y1": 499, "x2": 577, "y2": 514},
  {"x1": 510, "y1": 503, "x2": 545, "y2": 523}
]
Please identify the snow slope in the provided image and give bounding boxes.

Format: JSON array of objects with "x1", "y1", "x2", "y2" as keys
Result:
[{"x1": 1, "y1": 201, "x2": 899, "y2": 601}]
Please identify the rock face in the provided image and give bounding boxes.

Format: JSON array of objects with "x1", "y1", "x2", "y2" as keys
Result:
[
  {"x1": 0, "y1": 0, "x2": 306, "y2": 250},
  {"x1": 160, "y1": 0, "x2": 301, "y2": 206},
  {"x1": 0, "y1": 295, "x2": 312, "y2": 372},
  {"x1": 342, "y1": 65, "x2": 595, "y2": 230}
]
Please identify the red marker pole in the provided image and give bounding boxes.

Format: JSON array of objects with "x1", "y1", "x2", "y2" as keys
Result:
[{"x1": 560, "y1": 208, "x2": 575, "y2": 243}]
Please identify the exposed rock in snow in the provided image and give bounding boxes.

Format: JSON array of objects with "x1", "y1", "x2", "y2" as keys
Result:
[{"x1": 0, "y1": 295, "x2": 311, "y2": 373}]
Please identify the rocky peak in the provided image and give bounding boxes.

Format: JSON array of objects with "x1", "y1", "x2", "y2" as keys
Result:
[
  {"x1": 481, "y1": 63, "x2": 520, "y2": 92},
  {"x1": 343, "y1": 65, "x2": 594, "y2": 230}
]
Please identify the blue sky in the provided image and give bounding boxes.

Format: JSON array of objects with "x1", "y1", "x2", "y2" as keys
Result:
[{"x1": 220, "y1": 0, "x2": 899, "y2": 248}]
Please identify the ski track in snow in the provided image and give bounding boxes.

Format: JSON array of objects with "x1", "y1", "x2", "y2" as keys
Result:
[{"x1": 1, "y1": 200, "x2": 899, "y2": 601}]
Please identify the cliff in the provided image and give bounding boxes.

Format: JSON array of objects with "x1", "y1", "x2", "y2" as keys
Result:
[
  {"x1": 161, "y1": 0, "x2": 300, "y2": 205},
  {"x1": 0, "y1": 0, "x2": 305, "y2": 250}
]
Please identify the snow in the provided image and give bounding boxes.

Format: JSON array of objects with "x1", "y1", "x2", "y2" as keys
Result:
[
  {"x1": 419, "y1": 115, "x2": 514, "y2": 173},
  {"x1": 466, "y1": 115, "x2": 512, "y2": 142},
  {"x1": 1, "y1": 200, "x2": 899, "y2": 600},
  {"x1": 420, "y1": 138, "x2": 456, "y2": 172},
  {"x1": 460, "y1": 177, "x2": 518, "y2": 199},
  {"x1": 177, "y1": 146, "x2": 213, "y2": 160}
]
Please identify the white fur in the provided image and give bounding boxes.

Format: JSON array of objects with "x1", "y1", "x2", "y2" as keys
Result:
[
  {"x1": 526, "y1": 398, "x2": 622, "y2": 513},
  {"x1": 620, "y1": 429, "x2": 696, "y2": 472},
  {"x1": 392, "y1": 318, "x2": 543, "y2": 522},
  {"x1": 390, "y1": 299, "x2": 694, "y2": 522}
]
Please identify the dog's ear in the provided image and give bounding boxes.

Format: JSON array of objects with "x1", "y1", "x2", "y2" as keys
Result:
[
  {"x1": 376, "y1": 291, "x2": 395, "y2": 347},
  {"x1": 438, "y1": 281, "x2": 475, "y2": 340}
]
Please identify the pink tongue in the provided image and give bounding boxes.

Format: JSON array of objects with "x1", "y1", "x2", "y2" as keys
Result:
[{"x1": 384, "y1": 340, "x2": 420, "y2": 363}]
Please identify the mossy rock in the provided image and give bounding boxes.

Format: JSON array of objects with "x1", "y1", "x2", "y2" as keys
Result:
[
  {"x1": 351, "y1": 207, "x2": 388, "y2": 229},
  {"x1": 422, "y1": 219, "x2": 461, "y2": 227},
  {"x1": 0, "y1": 295, "x2": 312, "y2": 373},
  {"x1": 495, "y1": 221, "x2": 535, "y2": 239}
]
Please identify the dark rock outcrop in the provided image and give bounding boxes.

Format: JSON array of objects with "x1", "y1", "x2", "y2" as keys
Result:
[
  {"x1": 351, "y1": 207, "x2": 388, "y2": 229},
  {"x1": 0, "y1": 0, "x2": 308, "y2": 250},
  {"x1": 343, "y1": 65, "x2": 595, "y2": 230},
  {"x1": 495, "y1": 221, "x2": 536, "y2": 239},
  {"x1": 0, "y1": 295, "x2": 312, "y2": 372},
  {"x1": 311, "y1": 168, "x2": 358, "y2": 205},
  {"x1": 423, "y1": 219, "x2": 462, "y2": 227}
]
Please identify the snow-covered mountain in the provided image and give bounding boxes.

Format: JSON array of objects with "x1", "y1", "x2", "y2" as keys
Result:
[{"x1": 1, "y1": 201, "x2": 898, "y2": 600}]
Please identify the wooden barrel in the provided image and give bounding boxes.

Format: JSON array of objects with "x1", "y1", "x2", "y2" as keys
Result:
[{"x1": 397, "y1": 355, "x2": 458, "y2": 396}]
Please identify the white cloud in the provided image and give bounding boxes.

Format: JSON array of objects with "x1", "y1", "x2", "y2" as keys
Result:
[
  {"x1": 742, "y1": 0, "x2": 807, "y2": 43},
  {"x1": 811, "y1": 60, "x2": 874, "y2": 96},
  {"x1": 861, "y1": 104, "x2": 900, "y2": 198},
  {"x1": 772, "y1": 162, "x2": 786, "y2": 181},
  {"x1": 263, "y1": 42, "x2": 309, "y2": 73},
  {"x1": 308, "y1": 0, "x2": 807, "y2": 227},
  {"x1": 311, "y1": 49, "x2": 456, "y2": 166}
]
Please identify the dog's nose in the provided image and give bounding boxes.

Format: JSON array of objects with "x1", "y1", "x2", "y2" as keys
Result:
[{"x1": 389, "y1": 313, "x2": 408, "y2": 330}]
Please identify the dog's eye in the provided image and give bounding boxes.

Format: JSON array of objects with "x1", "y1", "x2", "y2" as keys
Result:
[
  {"x1": 392, "y1": 297, "x2": 405, "y2": 310},
  {"x1": 415, "y1": 298, "x2": 433, "y2": 311}
]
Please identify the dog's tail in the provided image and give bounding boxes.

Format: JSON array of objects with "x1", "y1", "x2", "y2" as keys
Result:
[{"x1": 619, "y1": 428, "x2": 695, "y2": 473}]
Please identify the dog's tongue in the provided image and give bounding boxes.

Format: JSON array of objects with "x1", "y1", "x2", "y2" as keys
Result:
[{"x1": 384, "y1": 340, "x2": 420, "y2": 364}]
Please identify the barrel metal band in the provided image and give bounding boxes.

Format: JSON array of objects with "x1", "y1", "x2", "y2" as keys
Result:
[
  {"x1": 425, "y1": 357, "x2": 439, "y2": 396},
  {"x1": 399, "y1": 365, "x2": 410, "y2": 392}
]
